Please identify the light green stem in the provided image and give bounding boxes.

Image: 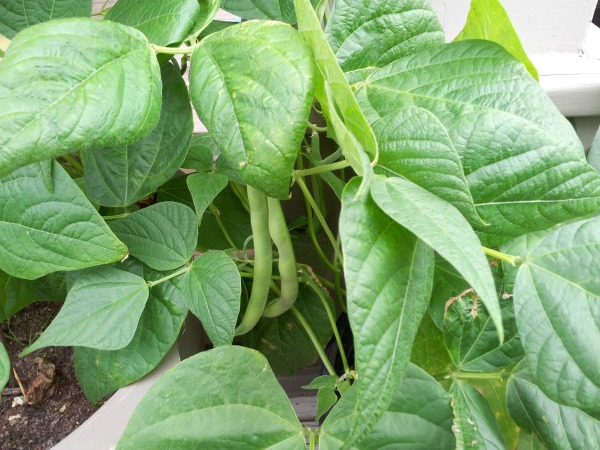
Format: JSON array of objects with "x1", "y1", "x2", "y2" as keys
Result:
[
  {"x1": 294, "y1": 160, "x2": 350, "y2": 178},
  {"x1": 146, "y1": 265, "x2": 191, "y2": 288},
  {"x1": 61, "y1": 153, "x2": 84, "y2": 174},
  {"x1": 291, "y1": 306, "x2": 336, "y2": 376},
  {"x1": 296, "y1": 177, "x2": 343, "y2": 265},
  {"x1": 151, "y1": 44, "x2": 196, "y2": 55},
  {"x1": 102, "y1": 213, "x2": 129, "y2": 221},
  {"x1": 451, "y1": 371, "x2": 506, "y2": 381},
  {"x1": 209, "y1": 203, "x2": 238, "y2": 250},
  {"x1": 482, "y1": 247, "x2": 524, "y2": 266}
]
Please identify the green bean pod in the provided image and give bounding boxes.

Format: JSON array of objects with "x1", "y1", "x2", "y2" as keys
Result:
[
  {"x1": 262, "y1": 197, "x2": 299, "y2": 318},
  {"x1": 235, "y1": 186, "x2": 273, "y2": 335}
]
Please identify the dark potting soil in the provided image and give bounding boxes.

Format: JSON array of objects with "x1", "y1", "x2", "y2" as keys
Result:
[{"x1": 1, "y1": 303, "x2": 105, "y2": 450}]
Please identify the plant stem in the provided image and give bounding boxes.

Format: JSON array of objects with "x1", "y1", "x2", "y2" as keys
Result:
[
  {"x1": 296, "y1": 176, "x2": 343, "y2": 265},
  {"x1": 291, "y1": 306, "x2": 336, "y2": 376},
  {"x1": 294, "y1": 160, "x2": 350, "y2": 178},
  {"x1": 450, "y1": 371, "x2": 507, "y2": 381},
  {"x1": 151, "y1": 44, "x2": 196, "y2": 55},
  {"x1": 482, "y1": 247, "x2": 524, "y2": 266},
  {"x1": 61, "y1": 153, "x2": 84, "y2": 175},
  {"x1": 209, "y1": 203, "x2": 238, "y2": 250},
  {"x1": 306, "y1": 121, "x2": 327, "y2": 132},
  {"x1": 102, "y1": 213, "x2": 130, "y2": 221},
  {"x1": 307, "y1": 278, "x2": 350, "y2": 374},
  {"x1": 146, "y1": 265, "x2": 191, "y2": 288},
  {"x1": 230, "y1": 182, "x2": 251, "y2": 214}
]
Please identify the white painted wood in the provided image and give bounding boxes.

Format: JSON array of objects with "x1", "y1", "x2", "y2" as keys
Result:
[{"x1": 430, "y1": 0, "x2": 598, "y2": 55}]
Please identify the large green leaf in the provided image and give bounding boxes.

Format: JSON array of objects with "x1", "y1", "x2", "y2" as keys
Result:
[
  {"x1": 371, "y1": 175, "x2": 502, "y2": 340},
  {"x1": 450, "y1": 380, "x2": 507, "y2": 449},
  {"x1": 0, "y1": 19, "x2": 161, "y2": 177},
  {"x1": 0, "y1": 340, "x2": 9, "y2": 392},
  {"x1": 118, "y1": 346, "x2": 305, "y2": 449},
  {"x1": 186, "y1": 172, "x2": 229, "y2": 225},
  {"x1": 221, "y1": 0, "x2": 309, "y2": 24},
  {"x1": 410, "y1": 313, "x2": 454, "y2": 379},
  {"x1": 75, "y1": 266, "x2": 187, "y2": 404},
  {"x1": 186, "y1": 0, "x2": 221, "y2": 39},
  {"x1": 295, "y1": 0, "x2": 377, "y2": 175},
  {"x1": 587, "y1": 124, "x2": 600, "y2": 174},
  {"x1": 513, "y1": 216, "x2": 600, "y2": 414},
  {"x1": 0, "y1": 0, "x2": 92, "y2": 39},
  {"x1": 455, "y1": 0, "x2": 538, "y2": 79},
  {"x1": 0, "y1": 161, "x2": 126, "y2": 279},
  {"x1": 325, "y1": 0, "x2": 444, "y2": 81},
  {"x1": 518, "y1": 431, "x2": 548, "y2": 450},
  {"x1": 339, "y1": 177, "x2": 434, "y2": 446},
  {"x1": 22, "y1": 267, "x2": 149, "y2": 355},
  {"x1": 105, "y1": 0, "x2": 199, "y2": 46},
  {"x1": 111, "y1": 202, "x2": 198, "y2": 271},
  {"x1": 82, "y1": 63, "x2": 193, "y2": 207},
  {"x1": 356, "y1": 40, "x2": 600, "y2": 246},
  {"x1": 361, "y1": 94, "x2": 482, "y2": 224},
  {"x1": 507, "y1": 362, "x2": 600, "y2": 450},
  {"x1": 244, "y1": 283, "x2": 334, "y2": 376},
  {"x1": 320, "y1": 364, "x2": 455, "y2": 450},
  {"x1": 181, "y1": 251, "x2": 240, "y2": 346},
  {"x1": 189, "y1": 21, "x2": 315, "y2": 199}
]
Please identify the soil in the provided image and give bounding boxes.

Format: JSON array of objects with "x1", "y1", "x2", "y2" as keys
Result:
[{"x1": 1, "y1": 303, "x2": 105, "y2": 450}]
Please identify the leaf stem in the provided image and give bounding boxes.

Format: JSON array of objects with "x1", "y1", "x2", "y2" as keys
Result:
[
  {"x1": 291, "y1": 306, "x2": 336, "y2": 376},
  {"x1": 294, "y1": 160, "x2": 350, "y2": 178},
  {"x1": 306, "y1": 121, "x2": 327, "y2": 132},
  {"x1": 305, "y1": 276, "x2": 350, "y2": 374},
  {"x1": 146, "y1": 265, "x2": 191, "y2": 288},
  {"x1": 482, "y1": 247, "x2": 524, "y2": 266},
  {"x1": 151, "y1": 44, "x2": 196, "y2": 55},
  {"x1": 209, "y1": 203, "x2": 238, "y2": 250},
  {"x1": 61, "y1": 153, "x2": 84, "y2": 175},
  {"x1": 102, "y1": 213, "x2": 130, "y2": 221},
  {"x1": 449, "y1": 371, "x2": 507, "y2": 381},
  {"x1": 296, "y1": 176, "x2": 343, "y2": 265}
]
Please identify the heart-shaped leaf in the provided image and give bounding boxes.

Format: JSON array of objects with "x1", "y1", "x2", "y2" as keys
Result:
[
  {"x1": 22, "y1": 267, "x2": 149, "y2": 355},
  {"x1": 82, "y1": 62, "x2": 193, "y2": 207},
  {"x1": 0, "y1": 161, "x2": 126, "y2": 280},
  {"x1": 356, "y1": 40, "x2": 600, "y2": 245},
  {"x1": 244, "y1": 283, "x2": 334, "y2": 376},
  {"x1": 455, "y1": 0, "x2": 538, "y2": 79},
  {"x1": 513, "y1": 216, "x2": 600, "y2": 414},
  {"x1": 507, "y1": 361, "x2": 600, "y2": 450},
  {"x1": 182, "y1": 251, "x2": 241, "y2": 346},
  {"x1": 325, "y1": 0, "x2": 444, "y2": 81},
  {"x1": 0, "y1": 0, "x2": 92, "y2": 38},
  {"x1": 186, "y1": 172, "x2": 229, "y2": 224},
  {"x1": 106, "y1": 0, "x2": 200, "y2": 46},
  {"x1": 111, "y1": 202, "x2": 198, "y2": 271},
  {"x1": 339, "y1": 177, "x2": 434, "y2": 446},
  {"x1": 118, "y1": 346, "x2": 306, "y2": 449},
  {"x1": 189, "y1": 21, "x2": 315, "y2": 199},
  {"x1": 320, "y1": 364, "x2": 455, "y2": 450},
  {"x1": 371, "y1": 175, "x2": 502, "y2": 340},
  {"x1": 450, "y1": 380, "x2": 507, "y2": 449},
  {"x1": 0, "y1": 18, "x2": 161, "y2": 177},
  {"x1": 75, "y1": 265, "x2": 187, "y2": 404}
]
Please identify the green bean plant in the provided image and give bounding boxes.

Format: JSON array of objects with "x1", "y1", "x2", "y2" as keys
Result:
[{"x1": 1, "y1": 0, "x2": 600, "y2": 448}]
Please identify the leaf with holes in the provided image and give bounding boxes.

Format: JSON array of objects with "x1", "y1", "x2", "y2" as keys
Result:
[
  {"x1": 22, "y1": 267, "x2": 149, "y2": 355},
  {"x1": 513, "y1": 216, "x2": 600, "y2": 415},
  {"x1": 320, "y1": 364, "x2": 455, "y2": 449},
  {"x1": 339, "y1": 177, "x2": 434, "y2": 446},
  {"x1": 118, "y1": 346, "x2": 306, "y2": 449},
  {"x1": 111, "y1": 202, "x2": 198, "y2": 271},
  {"x1": 83, "y1": 63, "x2": 193, "y2": 208},
  {"x1": 182, "y1": 251, "x2": 241, "y2": 346},
  {"x1": 0, "y1": 161, "x2": 126, "y2": 280},
  {"x1": 0, "y1": 18, "x2": 161, "y2": 177},
  {"x1": 189, "y1": 21, "x2": 315, "y2": 199}
]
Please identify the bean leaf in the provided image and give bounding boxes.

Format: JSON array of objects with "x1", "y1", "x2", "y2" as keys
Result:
[{"x1": 0, "y1": 18, "x2": 161, "y2": 177}]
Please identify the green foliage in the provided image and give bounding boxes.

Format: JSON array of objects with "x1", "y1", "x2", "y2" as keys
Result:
[
  {"x1": 118, "y1": 346, "x2": 306, "y2": 449},
  {"x1": 0, "y1": 1, "x2": 599, "y2": 448},
  {"x1": 455, "y1": 0, "x2": 539, "y2": 79}
]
